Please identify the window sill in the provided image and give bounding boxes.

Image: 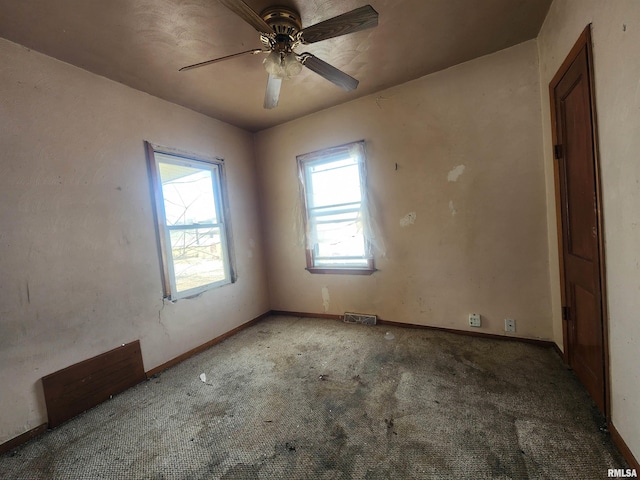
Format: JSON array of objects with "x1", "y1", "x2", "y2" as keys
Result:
[{"x1": 305, "y1": 267, "x2": 377, "y2": 276}]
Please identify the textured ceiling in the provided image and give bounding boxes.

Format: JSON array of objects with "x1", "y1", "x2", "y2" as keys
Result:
[{"x1": 0, "y1": 0, "x2": 552, "y2": 132}]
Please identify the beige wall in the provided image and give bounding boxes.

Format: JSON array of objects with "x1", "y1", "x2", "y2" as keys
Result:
[
  {"x1": 0, "y1": 38, "x2": 269, "y2": 444},
  {"x1": 255, "y1": 41, "x2": 552, "y2": 340},
  {"x1": 538, "y1": 0, "x2": 640, "y2": 463}
]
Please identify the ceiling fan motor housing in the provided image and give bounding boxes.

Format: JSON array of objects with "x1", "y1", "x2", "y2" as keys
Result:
[{"x1": 260, "y1": 6, "x2": 302, "y2": 52}]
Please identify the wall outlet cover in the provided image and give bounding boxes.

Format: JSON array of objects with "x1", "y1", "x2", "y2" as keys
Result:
[{"x1": 469, "y1": 313, "x2": 481, "y2": 327}]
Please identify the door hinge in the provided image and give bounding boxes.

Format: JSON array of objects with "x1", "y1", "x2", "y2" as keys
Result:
[
  {"x1": 554, "y1": 144, "x2": 562, "y2": 160},
  {"x1": 562, "y1": 306, "x2": 570, "y2": 321}
]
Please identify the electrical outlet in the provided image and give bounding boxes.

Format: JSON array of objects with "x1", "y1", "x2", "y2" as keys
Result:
[
  {"x1": 505, "y1": 318, "x2": 516, "y2": 332},
  {"x1": 469, "y1": 313, "x2": 481, "y2": 327}
]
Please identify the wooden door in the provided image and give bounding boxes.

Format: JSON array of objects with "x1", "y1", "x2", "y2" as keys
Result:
[{"x1": 550, "y1": 26, "x2": 607, "y2": 414}]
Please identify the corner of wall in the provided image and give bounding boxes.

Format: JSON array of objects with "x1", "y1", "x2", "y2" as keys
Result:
[{"x1": 536, "y1": 11, "x2": 565, "y2": 353}]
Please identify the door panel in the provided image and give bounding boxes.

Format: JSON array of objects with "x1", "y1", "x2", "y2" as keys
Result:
[
  {"x1": 551, "y1": 31, "x2": 606, "y2": 413},
  {"x1": 562, "y1": 72, "x2": 596, "y2": 262},
  {"x1": 573, "y1": 284, "x2": 600, "y2": 379}
]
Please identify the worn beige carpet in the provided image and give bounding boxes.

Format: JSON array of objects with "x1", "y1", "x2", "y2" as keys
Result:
[{"x1": 0, "y1": 315, "x2": 627, "y2": 479}]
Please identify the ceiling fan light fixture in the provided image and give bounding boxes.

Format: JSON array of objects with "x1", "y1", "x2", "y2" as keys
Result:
[
  {"x1": 263, "y1": 51, "x2": 301, "y2": 79},
  {"x1": 263, "y1": 51, "x2": 282, "y2": 76},
  {"x1": 284, "y1": 53, "x2": 302, "y2": 77}
]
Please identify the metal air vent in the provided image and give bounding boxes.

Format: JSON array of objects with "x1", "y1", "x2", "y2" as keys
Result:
[{"x1": 343, "y1": 312, "x2": 377, "y2": 326}]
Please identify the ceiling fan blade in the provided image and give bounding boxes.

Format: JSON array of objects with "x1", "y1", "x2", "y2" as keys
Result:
[
  {"x1": 299, "y1": 5, "x2": 378, "y2": 44},
  {"x1": 301, "y1": 54, "x2": 359, "y2": 92},
  {"x1": 264, "y1": 74, "x2": 282, "y2": 109},
  {"x1": 219, "y1": 0, "x2": 274, "y2": 36},
  {"x1": 179, "y1": 49, "x2": 266, "y2": 71}
]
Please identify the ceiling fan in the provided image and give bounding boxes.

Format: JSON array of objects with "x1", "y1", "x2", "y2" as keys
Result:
[{"x1": 179, "y1": 0, "x2": 379, "y2": 109}]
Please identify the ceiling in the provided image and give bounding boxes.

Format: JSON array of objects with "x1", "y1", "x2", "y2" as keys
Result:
[{"x1": 0, "y1": 0, "x2": 552, "y2": 132}]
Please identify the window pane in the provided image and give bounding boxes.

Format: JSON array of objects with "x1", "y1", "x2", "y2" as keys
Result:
[
  {"x1": 169, "y1": 227, "x2": 226, "y2": 293},
  {"x1": 315, "y1": 221, "x2": 366, "y2": 260},
  {"x1": 158, "y1": 162, "x2": 218, "y2": 226},
  {"x1": 308, "y1": 162, "x2": 362, "y2": 208},
  {"x1": 309, "y1": 157, "x2": 355, "y2": 173},
  {"x1": 311, "y1": 211, "x2": 359, "y2": 225},
  {"x1": 310, "y1": 203, "x2": 360, "y2": 216}
]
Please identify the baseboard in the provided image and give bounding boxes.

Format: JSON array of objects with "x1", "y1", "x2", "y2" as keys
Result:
[
  {"x1": 145, "y1": 310, "x2": 271, "y2": 377},
  {"x1": 609, "y1": 422, "x2": 640, "y2": 472},
  {"x1": 272, "y1": 310, "x2": 557, "y2": 350},
  {"x1": 270, "y1": 310, "x2": 342, "y2": 321},
  {"x1": 378, "y1": 318, "x2": 557, "y2": 349},
  {"x1": 551, "y1": 342, "x2": 565, "y2": 361},
  {"x1": 0, "y1": 423, "x2": 48, "y2": 456}
]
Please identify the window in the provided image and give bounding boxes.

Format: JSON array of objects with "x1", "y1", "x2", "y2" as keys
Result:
[
  {"x1": 146, "y1": 143, "x2": 234, "y2": 299},
  {"x1": 298, "y1": 141, "x2": 375, "y2": 274}
]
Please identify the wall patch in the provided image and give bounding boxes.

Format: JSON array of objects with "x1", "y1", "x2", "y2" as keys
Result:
[
  {"x1": 322, "y1": 286, "x2": 330, "y2": 312},
  {"x1": 447, "y1": 165, "x2": 466, "y2": 182},
  {"x1": 400, "y1": 212, "x2": 417, "y2": 227}
]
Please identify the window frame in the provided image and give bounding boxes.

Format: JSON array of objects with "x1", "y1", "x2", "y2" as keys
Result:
[
  {"x1": 297, "y1": 140, "x2": 376, "y2": 275},
  {"x1": 145, "y1": 142, "x2": 235, "y2": 300}
]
